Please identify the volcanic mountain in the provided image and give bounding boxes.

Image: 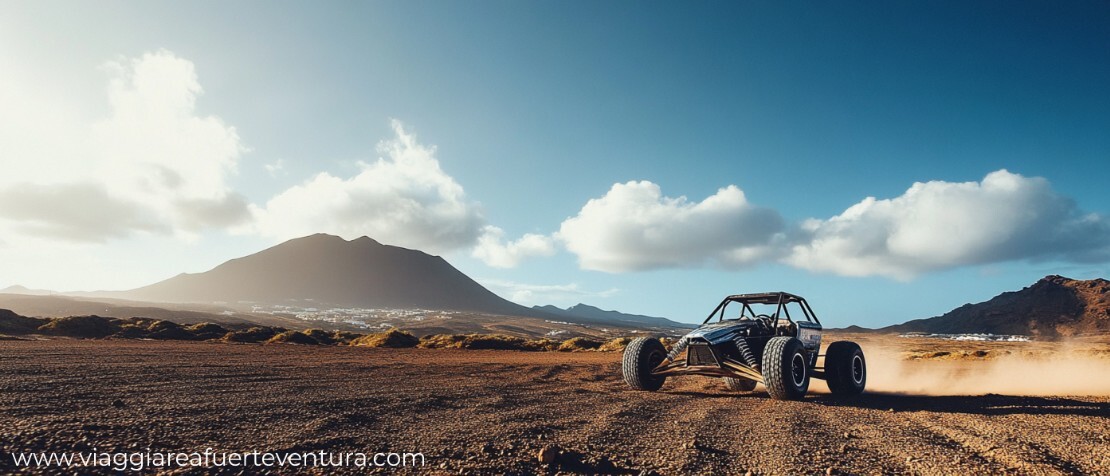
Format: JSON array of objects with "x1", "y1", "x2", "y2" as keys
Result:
[
  {"x1": 117, "y1": 234, "x2": 540, "y2": 316},
  {"x1": 881, "y1": 275, "x2": 1110, "y2": 338}
]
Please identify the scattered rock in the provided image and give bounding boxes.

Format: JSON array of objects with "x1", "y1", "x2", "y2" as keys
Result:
[
  {"x1": 111, "y1": 399, "x2": 125, "y2": 408},
  {"x1": 537, "y1": 446, "x2": 559, "y2": 464}
]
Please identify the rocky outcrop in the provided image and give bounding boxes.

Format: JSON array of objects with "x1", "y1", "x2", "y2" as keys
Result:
[{"x1": 882, "y1": 275, "x2": 1110, "y2": 338}]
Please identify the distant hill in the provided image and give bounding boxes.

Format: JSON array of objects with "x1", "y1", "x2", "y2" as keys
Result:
[
  {"x1": 4, "y1": 234, "x2": 695, "y2": 336},
  {"x1": 0, "y1": 285, "x2": 55, "y2": 296},
  {"x1": 112, "y1": 234, "x2": 544, "y2": 317},
  {"x1": 535, "y1": 303, "x2": 694, "y2": 329},
  {"x1": 0, "y1": 293, "x2": 293, "y2": 327},
  {"x1": 880, "y1": 275, "x2": 1110, "y2": 338}
]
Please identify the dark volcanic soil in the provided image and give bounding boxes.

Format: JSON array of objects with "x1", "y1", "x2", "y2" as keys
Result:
[{"x1": 1, "y1": 340, "x2": 1108, "y2": 475}]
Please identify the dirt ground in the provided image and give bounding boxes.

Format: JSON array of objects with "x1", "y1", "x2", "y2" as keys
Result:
[{"x1": 1, "y1": 339, "x2": 1108, "y2": 475}]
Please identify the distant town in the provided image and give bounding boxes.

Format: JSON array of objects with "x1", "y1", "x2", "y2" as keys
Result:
[{"x1": 249, "y1": 305, "x2": 462, "y2": 330}]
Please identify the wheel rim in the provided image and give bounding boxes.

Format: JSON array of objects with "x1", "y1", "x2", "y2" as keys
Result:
[
  {"x1": 790, "y1": 353, "x2": 806, "y2": 387},
  {"x1": 648, "y1": 350, "x2": 664, "y2": 370},
  {"x1": 851, "y1": 354, "x2": 864, "y2": 385}
]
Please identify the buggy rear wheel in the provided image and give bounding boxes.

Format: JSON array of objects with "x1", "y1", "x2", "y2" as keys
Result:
[
  {"x1": 722, "y1": 377, "x2": 757, "y2": 392},
  {"x1": 824, "y1": 341, "x2": 866, "y2": 396},
  {"x1": 622, "y1": 337, "x2": 668, "y2": 391},
  {"x1": 762, "y1": 337, "x2": 810, "y2": 400}
]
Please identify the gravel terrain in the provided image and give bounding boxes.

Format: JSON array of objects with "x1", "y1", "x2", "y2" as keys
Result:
[{"x1": 1, "y1": 339, "x2": 1108, "y2": 475}]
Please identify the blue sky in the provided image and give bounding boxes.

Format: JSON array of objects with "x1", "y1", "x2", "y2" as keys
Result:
[{"x1": 1, "y1": 2, "x2": 1108, "y2": 327}]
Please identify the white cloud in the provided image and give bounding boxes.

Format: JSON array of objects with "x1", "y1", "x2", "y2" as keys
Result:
[
  {"x1": 249, "y1": 120, "x2": 486, "y2": 253},
  {"x1": 786, "y1": 170, "x2": 1110, "y2": 279},
  {"x1": 557, "y1": 181, "x2": 787, "y2": 272},
  {"x1": 472, "y1": 226, "x2": 556, "y2": 268},
  {"x1": 0, "y1": 49, "x2": 248, "y2": 241},
  {"x1": 0, "y1": 183, "x2": 167, "y2": 241},
  {"x1": 264, "y1": 159, "x2": 286, "y2": 177},
  {"x1": 478, "y1": 279, "x2": 618, "y2": 306}
]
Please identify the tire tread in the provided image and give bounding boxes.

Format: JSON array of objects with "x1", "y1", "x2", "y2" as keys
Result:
[
  {"x1": 622, "y1": 337, "x2": 667, "y2": 391},
  {"x1": 762, "y1": 336, "x2": 809, "y2": 400},
  {"x1": 824, "y1": 341, "x2": 865, "y2": 396}
]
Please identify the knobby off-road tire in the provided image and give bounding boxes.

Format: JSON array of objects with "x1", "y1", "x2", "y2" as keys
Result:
[
  {"x1": 722, "y1": 377, "x2": 757, "y2": 392},
  {"x1": 622, "y1": 337, "x2": 667, "y2": 391},
  {"x1": 762, "y1": 337, "x2": 810, "y2": 400},
  {"x1": 824, "y1": 341, "x2": 866, "y2": 396}
]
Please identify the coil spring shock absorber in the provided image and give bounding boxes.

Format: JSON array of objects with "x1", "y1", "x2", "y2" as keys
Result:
[
  {"x1": 667, "y1": 337, "x2": 689, "y2": 362},
  {"x1": 732, "y1": 335, "x2": 759, "y2": 369}
]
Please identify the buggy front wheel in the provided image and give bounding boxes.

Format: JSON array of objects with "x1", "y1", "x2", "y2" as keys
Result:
[
  {"x1": 762, "y1": 337, "x2": 810, "y2": 400},
  {"x1": 622, "y1": 337, "x2": 667, "y2": 391}
]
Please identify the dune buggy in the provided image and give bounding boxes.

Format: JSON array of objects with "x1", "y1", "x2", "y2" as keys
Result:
[{"x1": 622, "y1": 292, "x2": 866, "y2": 400}]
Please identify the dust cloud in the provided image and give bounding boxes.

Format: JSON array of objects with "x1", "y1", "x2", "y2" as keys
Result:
[{"x1": 854, "y1": 344, "x2": 1110, "y2": 396}]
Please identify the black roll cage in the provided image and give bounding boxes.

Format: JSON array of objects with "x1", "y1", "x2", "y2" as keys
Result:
[{"x1": 701, "y1": 292, "x2": 821, "y2": 328}]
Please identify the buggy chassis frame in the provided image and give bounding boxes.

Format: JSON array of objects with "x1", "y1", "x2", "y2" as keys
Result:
[{"x1": 649, "y1": 292, "x2": 826, "y2": 383}]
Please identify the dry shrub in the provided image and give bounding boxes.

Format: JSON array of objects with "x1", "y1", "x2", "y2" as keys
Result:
[
  {"x1": 266, "y1": 331, "x2": 320, "y2": 345},
  {"x1": 558, "y1": 337, "x2": 603, "y2": 352},
  {"x1": 223, "y1": 326, "x2": 282, "y2": 343},
  {"x1": 330, "y1": 331, "x2": 363, "y2": 345},
  {"x1": 459, "y1": 334, "x2": 531, "y2": 350},
  {"x1": 302, "y1": 329, "x2": 337, "y2": 345},
  {"x1": 186, "y1": 322, "x2": 229, "y2": 340},
  {"x1": 115, "y1": 320, "x2": 152, "y2": 339},
  {"x1": 418, "y1": 334, "x2": 468, "y2": 349},
  {"x1": 350, "y1": 328, "x2": 419, "y2": 348},
  {"x1": 0, "y1": 310, "x2": 48, "y2": 335},
  {"x1": 146, "y1": 320, "x2": 194, "y2": 340},
  {"x1": 522, "y1": 339, "x2": 560, "y2": 352},
  {"x1": 123, "y1": 317, "x2": 159, "y2": 328},
  {"x1": 419, "y1": 334, "x2": 556, "y2": 351},
  {"x1": 37, "y1": 315, "x2": 119, "y2": 338},
  {"x1": 598, "y1": 337, "x2": 633, "y2": 352}
]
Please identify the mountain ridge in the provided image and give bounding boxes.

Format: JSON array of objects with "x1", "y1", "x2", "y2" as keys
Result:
[
  {"x1": 535, "y1": 303, "x2": 693, "y2": 329},
  {"x1": 113, "y1": 234, "x2": 544, "y2": 317},
  {"x1": 878, "y1": 275, "x2": 1110, "y2": 338},
  {"x1": 0, "y1": 285, "x2": 55, "y2": 296}
]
